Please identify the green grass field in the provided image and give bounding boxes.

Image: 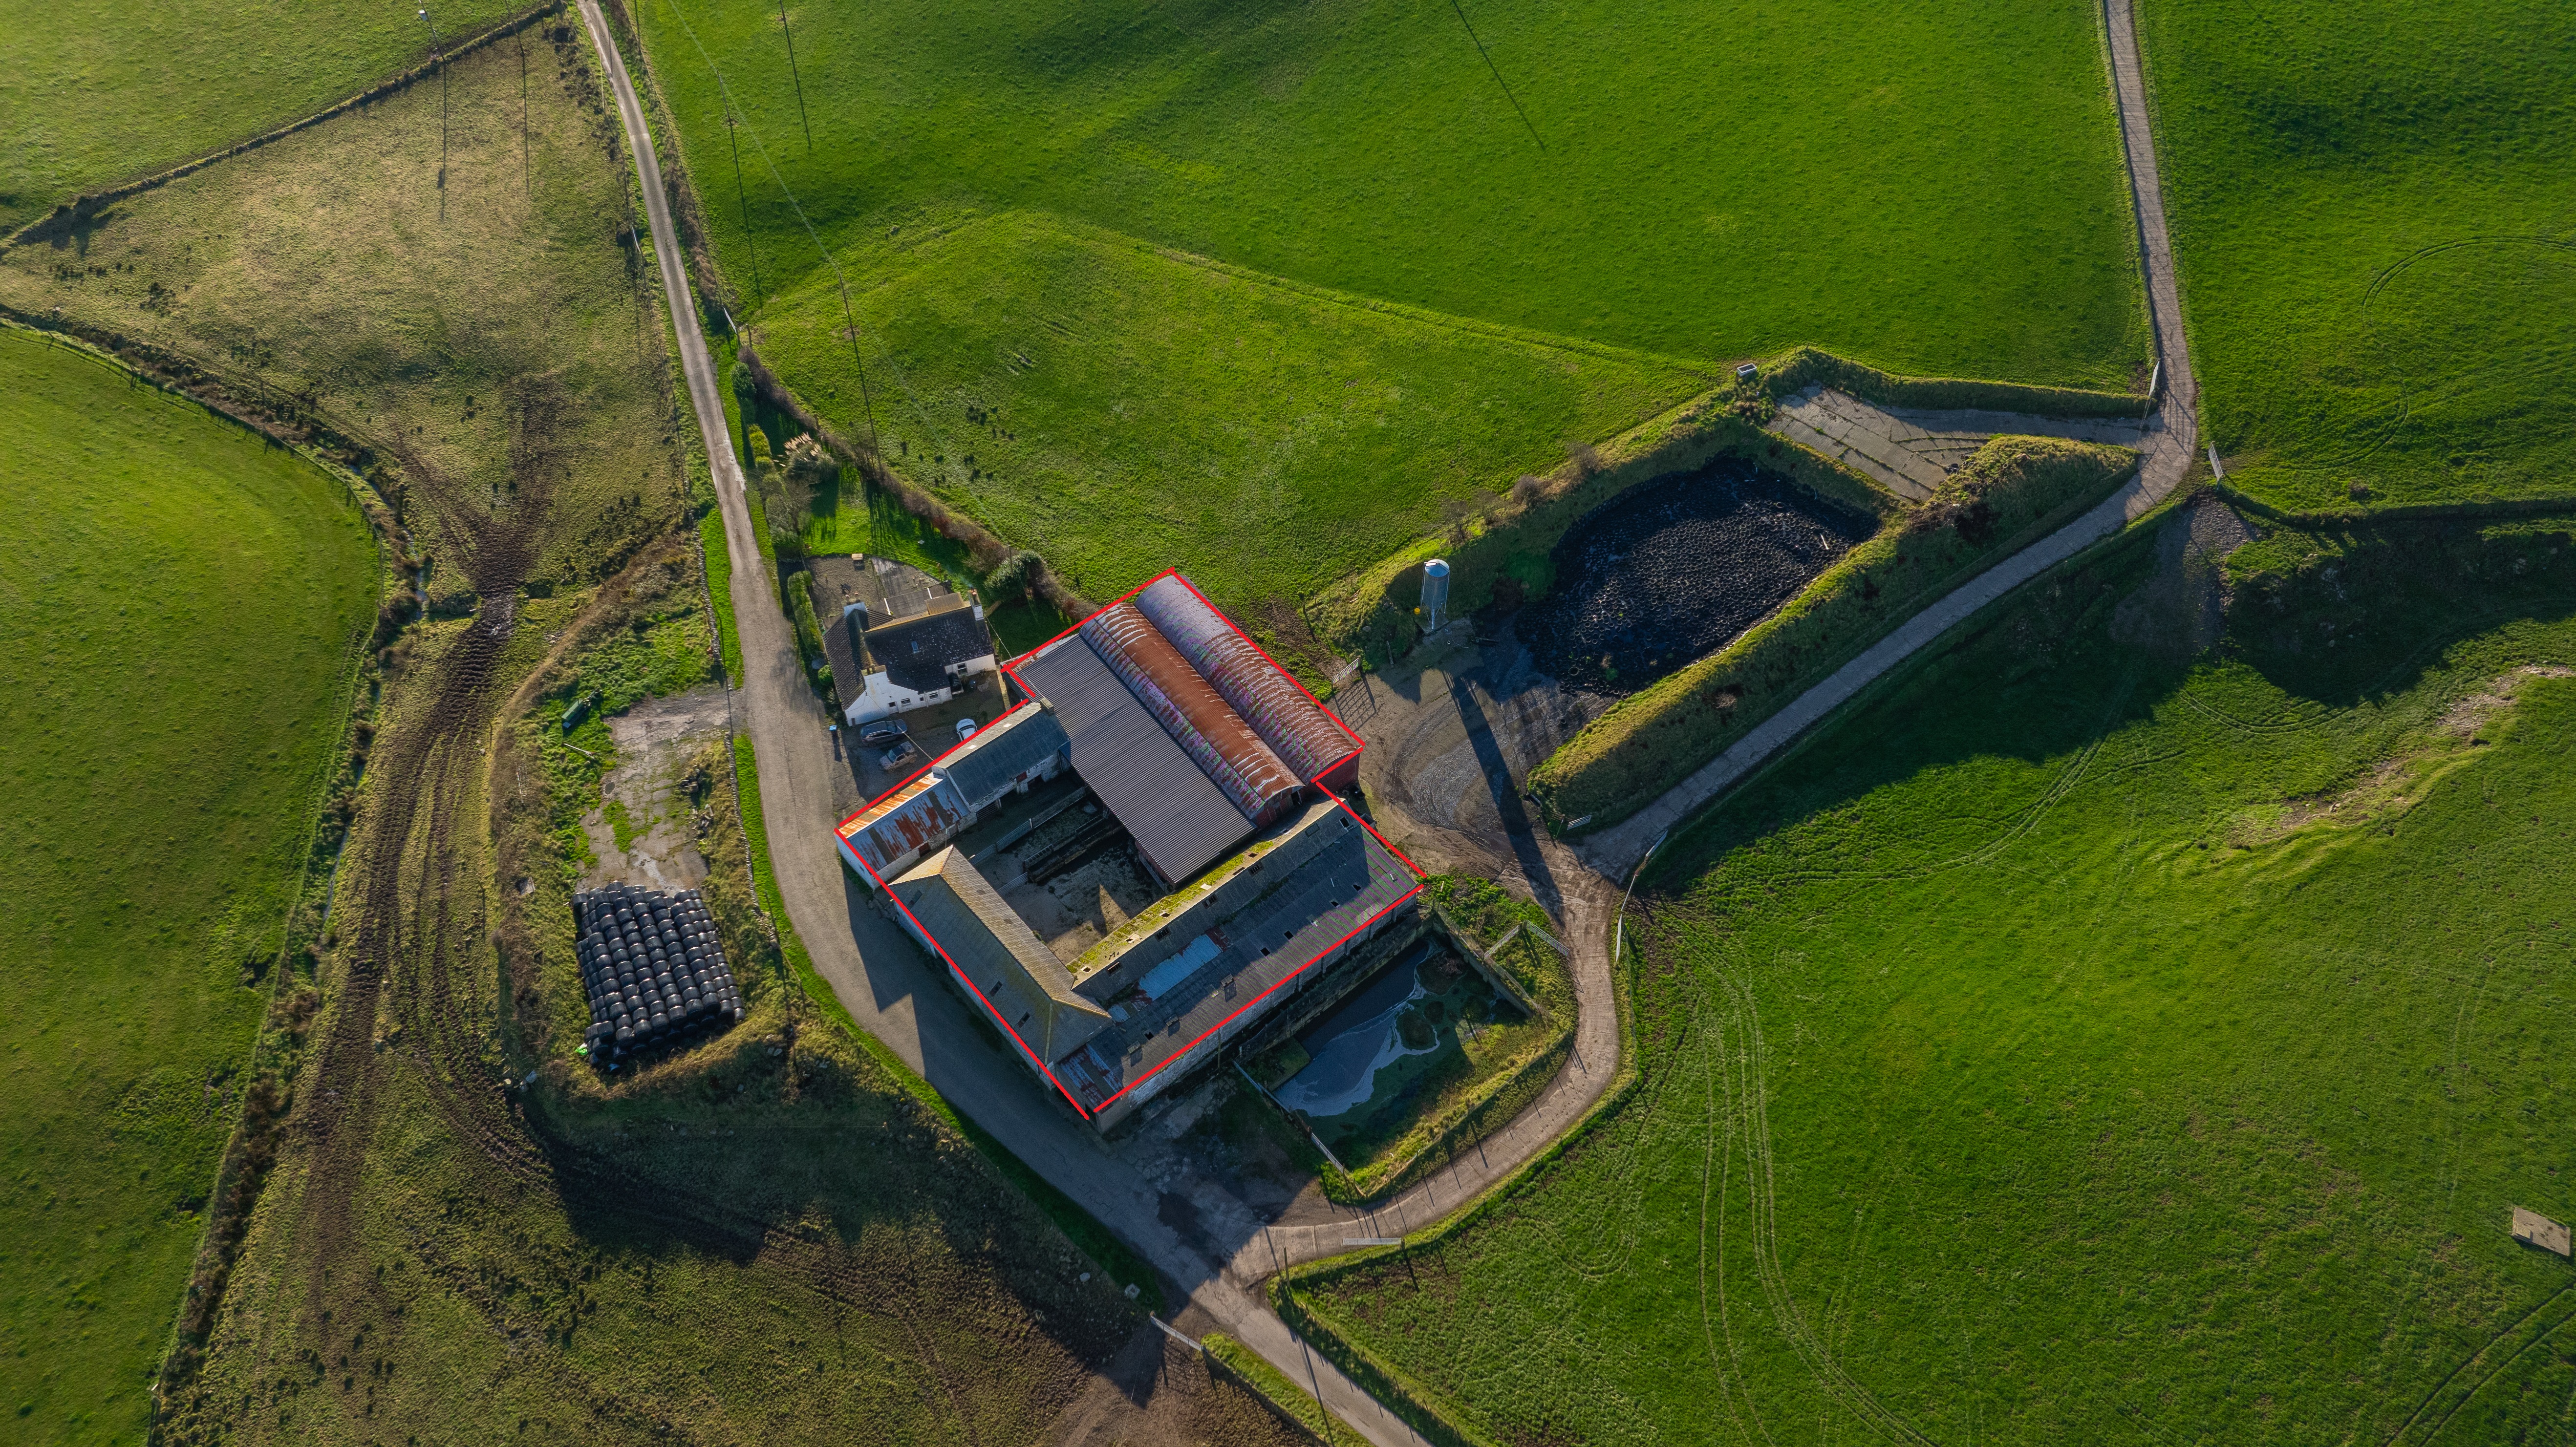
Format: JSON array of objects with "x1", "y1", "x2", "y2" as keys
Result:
[
  {"x1": 0, "y1": 0, "x2": 526, "y2": 234},
  {"x1": 6, "y1": 26, "x2": 1157, "y2": 1441},
  {"x1": 0, "y1": 330, "x2": 374, "y2": 1445},
  {"x1": 637, "y1": 0, "x2": 2147, "y2": 606},
  {"x1": 2146, "y1": 0, "x2": 2576, "y2": 514},
  {"x1": 0, "y1": 28, "x2": 687, "y2": 597},
  {"x1": 1299, "y1": 508, "x2": 2576, "y2": 1445}
]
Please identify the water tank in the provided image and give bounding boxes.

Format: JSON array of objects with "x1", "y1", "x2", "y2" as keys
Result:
[{"x1": 1419, "y1": 558, "x2": 1452, "y2": 634}]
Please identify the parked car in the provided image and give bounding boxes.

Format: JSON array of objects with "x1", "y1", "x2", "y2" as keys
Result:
[
  {"x1": 877, "y1": 745, "x2": 913, "y2": 771},
  {"x1": 858, "y1": 718, "x2": 908, "y2": 746},
  {"x1": 955, "y1": 717, "x2": 978, "y2": 742}
]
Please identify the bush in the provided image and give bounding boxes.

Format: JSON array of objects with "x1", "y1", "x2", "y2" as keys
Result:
[
  {"x1": 788, "y1": 570, "x2": 824, "y2": 668},
  {"x1": 984, "y1": 548, "x2": 1043, "y2": 604}
]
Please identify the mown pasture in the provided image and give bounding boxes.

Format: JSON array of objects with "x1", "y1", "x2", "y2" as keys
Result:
[
  {"x1": 1299, "y1": 508, "x2": 2576, "y2": 1445},
  {"x1": 634, "y1": 0, "x2": 2147, "y2": 607},
  {"x1": 0, "y1": 330, "x2": 375, "y2": 1446},
  {"x1": 0, "y1": 0, "x2": 526, "y2": 234},
  {"x1": 2146, "y1": 0, "x2": 2576, "y2": 514},
  {"x1": 0, "y1": 31, "x2": 1156, "y2": 1443}
]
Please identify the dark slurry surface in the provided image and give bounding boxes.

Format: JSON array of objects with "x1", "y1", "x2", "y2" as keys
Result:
[{"x1": 1518, "y1": 459, "x2": 1875, "y2": 694}]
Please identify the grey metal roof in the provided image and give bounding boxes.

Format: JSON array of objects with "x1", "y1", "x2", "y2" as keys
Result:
[
  {"x1": 871, "y1": 604, "x2": 993, "y2": 693},
  {"x1": 936, "y1": 702, "x2": 1069, "y2": 811},
  {"x1": 893, "y1": 848, "x2": 1110, "y2": 1061},
  {"x1": 1014, "y1": 635, "x2": 1252, "y2": 885},
  {"x1": 1048, "y1": 812, "x2": 1417, "y2": 1109}
]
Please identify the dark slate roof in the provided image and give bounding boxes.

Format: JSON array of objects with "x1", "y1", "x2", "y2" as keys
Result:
[
  {"x1": 1049, "y1": 813, "x2": 1416, "y2": 1109},
  {"x1": 871, "y1": 604, "x2": 994, "y2": 693},
  {"x1": 821, "y1": 604, "x2": 865, "y2": 699},
  {"x1": 936, "y1": 702, "x2": 1069, "y2": 811},
  {"x1": 1014, "y1": 636, "x2": 1252, "y2": 884}
]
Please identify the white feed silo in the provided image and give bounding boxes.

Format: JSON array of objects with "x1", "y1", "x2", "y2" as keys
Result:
[{"x1": 1418, "y1": 558, "x2": 1451, "y2": 635}]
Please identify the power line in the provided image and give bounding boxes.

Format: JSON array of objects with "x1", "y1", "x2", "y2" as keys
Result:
[
  {"x1": 778, "y1": 0, "x2": 814, "y2": 152},
  {"x1": 666, "y1": 1, "x2": 908, "y2": 464},
  {"x1": 1446, "y1": 0, "x2": 1544, "y2": 152},
  {"x1": 726, "y1": 111, "x2": 764, "y2": 307}
]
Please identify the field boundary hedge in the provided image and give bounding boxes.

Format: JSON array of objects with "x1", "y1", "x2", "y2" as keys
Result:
[
  {"x1": 1305, "y1": 378, "x2": 1902, "y2": 661},
  {"x1": 730, "y1": 344, "x2": 1098, "y2": 620},
  {"x1": 2212, "y1": 479, "x2": 2576, "y2": 529},
  {"x1": 1, "y1": 1, "x2": 569, "y2": 251},
  {"x1": 1761, "y1": 344, "x2": 2152, "y2": 419}
]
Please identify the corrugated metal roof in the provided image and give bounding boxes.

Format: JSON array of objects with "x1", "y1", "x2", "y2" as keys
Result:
[
  {"x1": 936, "y1": 701, "x2": 1069, "y2": 811},
  {"x1": 1080, "y1": 600, "x2": 1298, "y2": 822},
  {"x1": 837, "y1": 773, "x2": 971, "y2": 875},
  {"x1": 1015, "y1": 635, "x2": 1253, "y2": 885},
  {"x1": 1134, "y1": 575, "x2": 1356, "y2": 782}
]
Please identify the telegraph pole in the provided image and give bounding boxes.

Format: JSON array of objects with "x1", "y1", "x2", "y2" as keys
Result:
[{"x1": 419, "y1": 9, "x2": 449, "y2": 215}]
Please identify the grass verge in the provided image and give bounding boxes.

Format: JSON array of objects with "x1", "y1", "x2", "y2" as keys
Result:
[{"x1": 1202, "y1": 1333, "x2": 1342, "y2": 1446}]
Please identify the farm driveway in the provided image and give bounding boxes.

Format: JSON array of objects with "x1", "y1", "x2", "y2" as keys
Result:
[
  {"x1": 577, "y1": 5, "x2": 1427, "y2": 1442},
  {"x1": 1770, "y1": 384, "x2": 2151, "y2": 501},
  {"x1": 587, "y1": 0, "x2": 2200, "y2": 1433},
  {"x1": 1580, "y1": 0, "x2": 2202, "y2": 878}
]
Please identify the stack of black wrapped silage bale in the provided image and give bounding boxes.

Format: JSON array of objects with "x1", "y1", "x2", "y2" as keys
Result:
[{"x1": 573, "y1": 882, "x2": 743, "y2": 1064}]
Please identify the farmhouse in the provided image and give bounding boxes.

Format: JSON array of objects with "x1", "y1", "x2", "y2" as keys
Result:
[
  {"x1": 834, "y1": 570, "x2": 1416, "y2": 1129},
  {"x1": 809, "y1": 553, "x2": 999, "y2": 725}
]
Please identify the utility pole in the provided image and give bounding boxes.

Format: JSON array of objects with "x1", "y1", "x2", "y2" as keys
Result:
[
  {"x1": 778, "y1": 0, "x2": 814, "y2": 151},
  {"x1": 419, "y1": 9, "x2": 449, "y2": 216},
  {"x1": 519, "y1": 27, "x2": 531, "y2": 197}
]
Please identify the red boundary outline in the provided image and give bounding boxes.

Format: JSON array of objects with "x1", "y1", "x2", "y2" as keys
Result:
[{"x1": 832, "y1": 568, "x2": 1419, "y2": 1117}]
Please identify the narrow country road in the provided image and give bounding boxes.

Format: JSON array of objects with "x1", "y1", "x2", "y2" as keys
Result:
[
  {"x1": 577, "y1": 0, "x2": 2197, "y2": 1435},
  {"x1": 574, "y1": 6, "x2": 1427, "y2": 1442},
  {"x1": 1580, "y1": 0, "x2": 2200, "y2": 877}
]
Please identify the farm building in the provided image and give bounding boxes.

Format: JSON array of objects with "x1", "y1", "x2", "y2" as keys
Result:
[
  {"x1": 832, "y1": 569, "x2": 1414, "y2": 1129},
  {"x1": 808, "y1": 553, "x2": 999, "y2": 725}
]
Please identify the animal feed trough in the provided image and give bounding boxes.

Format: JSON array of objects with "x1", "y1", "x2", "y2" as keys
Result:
[
  {"x1": 573, "y1": 882, "x2": 744, "y2": 1064},
  {"x1": 2512, "y1": 1206, "x2": 2571, "y2": 1257}
]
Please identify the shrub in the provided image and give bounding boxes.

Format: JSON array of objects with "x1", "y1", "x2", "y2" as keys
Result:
[{"x1": 984, "y1": 548, "x2": 1043, "y2": 604}]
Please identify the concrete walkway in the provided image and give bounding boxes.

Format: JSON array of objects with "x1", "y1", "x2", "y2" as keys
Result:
[
  {"x1": 1771, "y1": 383, "x2": 2151, "y2": 501},
  {"x1": 576, "y1": 7, "x2": 1425, "y2": 1442},
  {"x1": 1580, "y1": 0, "x2": 2200, "y2": 879}
]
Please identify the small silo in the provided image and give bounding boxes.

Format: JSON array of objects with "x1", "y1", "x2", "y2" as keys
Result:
[{"x1": 1418, "y1": 558, "x2": 1451, "y2": 635}]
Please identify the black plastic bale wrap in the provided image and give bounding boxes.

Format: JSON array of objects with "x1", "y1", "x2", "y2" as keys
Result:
[{"x1": 571, "y1": 884, "x2": 742, "y2": 1063}]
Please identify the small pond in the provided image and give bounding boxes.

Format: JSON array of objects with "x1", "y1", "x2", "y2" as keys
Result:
[{"x1": 1516, "y1": 455, "x2": 1875, "y2": 694}]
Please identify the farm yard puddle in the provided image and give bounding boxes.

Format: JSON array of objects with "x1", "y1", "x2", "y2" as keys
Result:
[
  {"x1": 580, "y1": 684, "x2": 731, "y2": 893},
  {"x1": 1273, "y1": 955, "x2": 1438, "y2": 1118},
  {"x1": 1266, "y1": 941, "x2": 1509, "y2": 1161},
  {"x1": 1516, "y1": 455, "x2": 1875, "y2": 695}
]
